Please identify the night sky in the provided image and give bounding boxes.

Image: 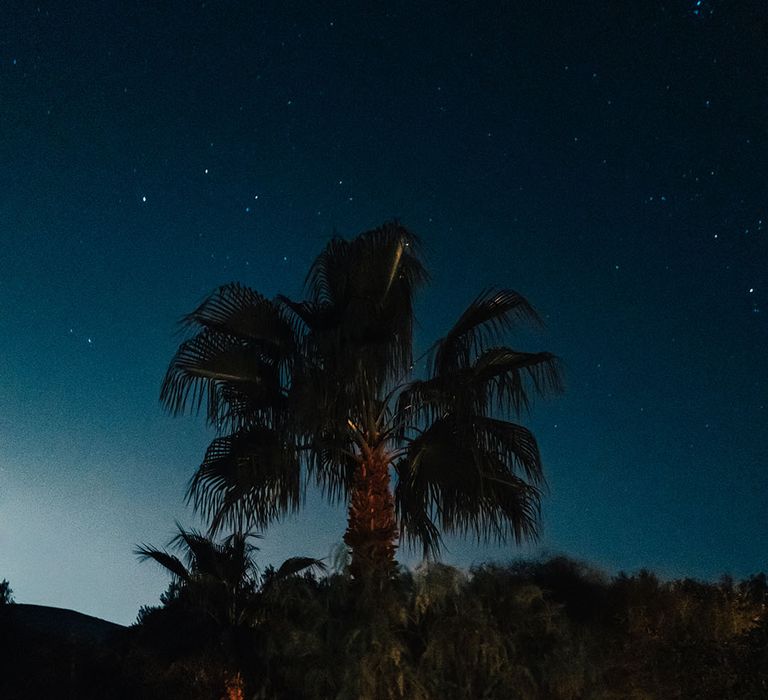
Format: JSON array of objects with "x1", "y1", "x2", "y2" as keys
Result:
[{"x1": 1, "y1": 1, "x2": 766, "y2": 625}]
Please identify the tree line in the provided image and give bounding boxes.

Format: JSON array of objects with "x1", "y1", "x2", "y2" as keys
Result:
[{"x1": 4, "y1": 557, "x2": 768, "y2": 697}]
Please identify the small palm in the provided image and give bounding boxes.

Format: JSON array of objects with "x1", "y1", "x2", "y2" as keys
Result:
[{"x1": 136, "y1": 525, "x2": 323, "y2": 625}]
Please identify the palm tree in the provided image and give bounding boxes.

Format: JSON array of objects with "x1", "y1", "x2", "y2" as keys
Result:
[
  {"x1": 136, "y1": 527, "x2": 323, "y2": 699},
  {"x1": 161, "y1": 222, "x2": 562, "y2": 584},
  {"x1": 135, "y1": 525, "x2": 324, "y2": 626}
]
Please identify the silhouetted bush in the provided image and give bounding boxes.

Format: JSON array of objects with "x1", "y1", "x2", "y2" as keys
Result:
[
  {"x1": 4, "y1": 557, "x2": 768, "y2": 698},
  {"x1": 0, "y1": 579, "x2": 13, "y2": 605}
]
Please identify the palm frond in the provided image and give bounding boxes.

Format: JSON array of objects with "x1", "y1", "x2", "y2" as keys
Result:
[
  {"x1": 395, "y1": 416, "x2": 542, "y2": 557},
  {"x1": 181, "y1": 283, "x2": 296, "y2": 354},
  {"x1": 398, "y1": 348, "x2": 562, "y2": 430},
  {"x1": 160, "y1": 329, "x2": 285, "y2": 424},
  {"x1": 170, "y1": 526, "x2": 228, "y2": 577},
  {"x1": 395, "y1": 376, "x2": 449, "y2": 429},
  {"x1": 134, "y1": 545, "x2": 190, "y2": 581},
  {"x1": 305, "y1": 433, "x2": 358, "y2": 505},
  {"x1": 430, "y1": 288, "x2": 542, "y2": 376},
  {"x1": 471, "y1": 416, "x2": 546, "y2": 485},
  {"x1": 473, "y1": 347, "x2": 563, "y2": 415},
  {"x1": 302, "y1": 222, "x2": 428, "y2": 389},
  {"x1": 275, "y1": 295, "x2": 327, "y2": 335},
  {"x1": 217, "y1": 530, "x2": 262, "y2": 589},
  {"x1": 304, "y1": 236, "x2": 352, "y2": 307},
  {"x1": 273, "y1": 556, "x2": 327, "y2": 580},
  {"x1": 220, "y1": 529, "x2": 263, "y2": 553},
  {"x1": 394, "y1": 494, "x2": 444, "y2": 560},
  {"x1": 161, "y1": 284, "x2": 295, "y2": 425},
  {"x1": 187, "y1": 426, "x2": 302, "y2": 534},
  {"x1": 474, "y1": 346, "x2": 563, "y2": 391}
]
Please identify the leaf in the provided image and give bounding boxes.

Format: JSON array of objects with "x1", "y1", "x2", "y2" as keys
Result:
[
  {"x1": 160, "y1": 329, "x2": 285, "y2": 424},
  {"x1": 430, "y1": 288, "x2": 542, "y2": 376},
  {"x1": 274, "y1": 556, "x2": 327, "y2": 580},
  {"x1": 134, "y1": 545, "x2": 190, "y2": 582},
  {"x1": 181, "y1": 283, "x2": 295, "y2": 353},
  {"x1": 188, "y1": 426, "x2": 302, "y2": 533},
  {"x1": 395, "y1": 415, "x2": 542, "y2": 557}
]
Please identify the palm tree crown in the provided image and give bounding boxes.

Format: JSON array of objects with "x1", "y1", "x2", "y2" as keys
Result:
[
  {"x1": 161, "y1": 222, "x2": 562, "y2": 581},
  {"x1": 135, "y1": 525, "x2": 324, "y2": 625}
]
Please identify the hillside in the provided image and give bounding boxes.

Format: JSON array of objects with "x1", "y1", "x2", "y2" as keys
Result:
[
  {"x1": 1, "y1": 603, "x2": 124, "y2": 644},
  {"x1": 0, "y1": 604, "x2": 127, "y2": 697}
]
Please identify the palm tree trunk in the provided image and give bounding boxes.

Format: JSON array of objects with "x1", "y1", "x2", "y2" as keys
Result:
[{"x1": 344, "y1": 447, "x2": 398, "y2": 583}]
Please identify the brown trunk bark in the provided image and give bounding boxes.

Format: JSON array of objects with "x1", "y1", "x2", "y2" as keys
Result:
[{"x1": 343, "y1": 447, "x2": 398, "y2": 583}]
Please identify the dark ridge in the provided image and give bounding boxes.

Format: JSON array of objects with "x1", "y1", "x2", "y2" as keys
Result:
[{"x1": 0, "y1": 603, "x2": 124, "y2": 645}]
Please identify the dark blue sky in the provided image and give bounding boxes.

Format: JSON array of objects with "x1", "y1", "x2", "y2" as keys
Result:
[{"x1": 1, "y1": 1, "x2": 765, "y2": 624}]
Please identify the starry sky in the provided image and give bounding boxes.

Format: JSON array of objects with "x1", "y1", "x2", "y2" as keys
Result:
[{"x1": 0, "y1": 1, "x2": 766, "y2": 625}]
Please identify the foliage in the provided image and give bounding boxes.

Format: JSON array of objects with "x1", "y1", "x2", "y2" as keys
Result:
[
  {"x1": 133, "y1": 525, "x2": 324, "y2": 698},
  {"x1": 26, "y1": 557, "x2": 755, "y2": 699},
  {"x1": 0, "y1": 579, "x2": 13, "y2": 605},
  {"x1": 5, "y1": 557, "x2": 768, "y2": 697}
]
